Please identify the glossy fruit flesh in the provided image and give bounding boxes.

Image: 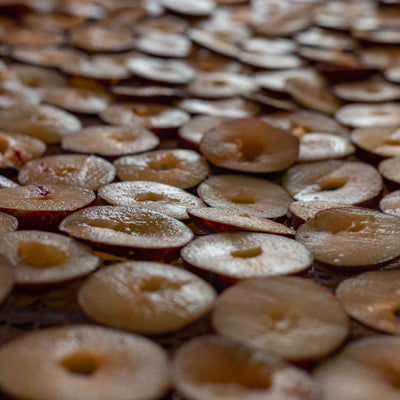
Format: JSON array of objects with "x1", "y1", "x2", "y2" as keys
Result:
[
  {"x1": 296, "y1": 207, "x2": 400, "y2": 268},
  {"x1": 78, "y1": 261, "x2": 216, "y2": 334}
]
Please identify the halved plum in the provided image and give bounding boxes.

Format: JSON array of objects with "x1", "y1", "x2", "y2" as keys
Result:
[
  {"x1": 100, "y1": 102, "x2": 190, "y2": 136},
  {"x1": 0, "y1": 325, "x2": 170, "y2": 400},
  {"x1": 39, "y1": 86, "x2": 110, "y2": 115},
  {"x1": 172, "y1": 335, "x2": 319, "y2": 400},
  {"x1": 178, "y1": 115, "x2": 230, "y2": 149},
  {"x1": 336, "y1": 270, "x2": 400, "y2": 335},
  {"x1": 187, "y1": 207, "x2": 295, "y2": 236},
  {"x1": 379, "y1": 190, "x2": 400, "y2": 217},
  {"x1": 351, "y1": 126, "x2": 400, "y2": 163},
  {"x1": 0, "y1": 184, "x2": 95, "y2": 230},
  {"x1": 0, "y1": 211, "x2": 18, "y2": 232},
  {"x1": 0, "y1": 131, "x2": 46, "y2": 170},
  {"x1": 186, "y1": 72, "x2": 257, "y2": 99},
  {"x1": 298, "y1": 133, "x2": 355, "y2": 163},
  {"x1": 181, "y1": 232, "x2": 313, "y2": 288},
  {"x1": 136, "y1": 32, "x2": 192, "y2": 58},
  {"x1": 199, "y1": 118, "x2": 298, "y2": 174},
  {"x1": 128, "y1": 56, "x2": 195, "y2": 85},
  {"x1": 11, "y1": 46, "x2": 85, "y2": 69},
  {"x1": 114, "y1": 149, "x2": 210, "y2": 189},
  {"x1": 314, "y1": 336, "x2": 400, "y2": 400},
  {"x1": 285, "y1": 78, "x2": 342, "y2": 116},
  {"x1": 69, "y1": 25, "x2": 135, "y2": 53},
  {"x1": 379, "y1": 156, "x2": 400, "y2": 190},
  {"x1": 0, "y1": 104, "x2": 81, "y2": 144},
  {"x1": 282, "y1": 160, "x2": 383, "y2": 207},
  {"x1": 336, "y1": 103, "x2": 400, "y2": 128},
  {"x1": 61, "y1": 125, "x2": 159, "y2": 159},
  {"x1": 78, "y1": 261, "x2": 216, "y2": 334},
  {"x1": 18, "y1": 154, "x2": 116, "y2": 191},
  {"x1": 296, "y1": 206, "x2": 400, "y2": 269},
  {"x1": 59, "y1": 206, "x2": 193, "y2": 261},
  {"x1": 98, "y1": 180, "x2": 205, "y2": 220},
  {"x1": 198, "y1": 174, "x2": 292, "y2": 220},
  {"x1": 0, "y1": 230, "x2": 100, "y2": 286},
  {"x1": 288, "y1": 200, "x2": 348, "y2": 229},
  {"x1": 212, "y1": 276, "x2": 349, "y2": 361}
]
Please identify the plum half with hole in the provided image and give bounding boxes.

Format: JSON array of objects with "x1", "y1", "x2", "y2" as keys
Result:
[
  {"x1": 351, "y1": 126, "x2": 400, "y2": 164},
  {"x1": 333, "y1": 80, "x2": 400, "y2": 103},
  {"x1": 282, "y1": 160, "x2": 383, "y2": 208},
  {"x1": 61, "y1": 55, "x2": 131, "y2": 83},
  {"x1": 380, "y1": 190, "x2": 400, "y2": 217},
  {"x1": 136, "y1": 32, "x2": 192, "y2": 58},
  {"x1": 69, "y1": 25, "x2": 135, "y2": 53},
  {"x1": 100, "y1": 102, "x2": 190, "y2": 137},
  {"x1": 198, "y1": 174, "x2": 293, "y2": 220},
  {"x1": 11, "y1": 47, "x2": 86, "y2": 70},
  {"x1": 0, "y1": 325, "x2": 170, "y2": 400},
  {"x1": 178, "y1": 97, "x2": 260, "y2": 118},
  {"x1": 0, "y1": 230, "x2": 100, "y2": 287},
  {"x1": 296, "y1": 206, "x2": 400, "y2": 269},
  {"x1": 313, "y1": 336, "x2": 400, "y2": 400},
  {"x1": 335, "y1": 103, "x2": 400, "y2": 128},
  {"x1": 379, "y1": 157, "x2": 400, "y2": 191},
  {"x1": 61, "y1": 125, "x2": 160, "y2": 159},
  {"x1": 0, "y1": 104, "x2": 82, "y2": 144},
  {"x1": 181, "y1": 232, "x2": 313, "y2": 289},
  {"x1": 212, "y1": 276, "x2": 349, "y2": 361},
  {"x1": 114, "y1": 148, "x2": 210, "y2": 189},
  {"x1": 199, "y1": 118, "x2": 299, "y2": 173},
  {"x1": 288, "y1": 200, "x2": 348, "y2": 229},
  {"x1": 186, "y1": 72, "x2": 258, "y2": 99},
  {"x1": 187, "y1": 207, "x2": 295, "y2": 236},
  {"x1": 0, "y1": 184, "x2": 95, "y2": 230},
  {"x1": 297, "y1": 133, "x2": 355, "y2": 163},
  {"x1": 59, "y1": 205, "x2": 193, "y2": 261},
  {"x1": 336, "y1": 270, "x2": 400, "y2": 335},
  {"x1": 18, "y1": 154, "x2": 116, "y2": 191},
  {"x1": 78, "y1": 261, "x2": 216, "y2": 335},
  {"x1": 38, "y1": 86, "x2": 110, "y2": 115},
  {"x1": 98, "y1": 180, "x2": 206, "y2": 220},
  {"x1": 0, "y1": 131, "x2": 46, "y2": 170},
  {"x1": 128, "y1": 56, "x2": 196, "y2": 85},
  {"x1": 172, "y1": 335, "x2": 319, "y2": 400},
  {"x1": 285, "y1": 78, "x2": 342, "y2": 116},
  {"x1": 178, "y1": 115, "x2": 230, "y2": 149}
]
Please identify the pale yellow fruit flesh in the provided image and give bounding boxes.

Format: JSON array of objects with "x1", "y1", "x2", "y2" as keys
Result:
[
  {"x1": 0, "y1": 231, "x2": 99, "y2": 285},
  {"x1": 18, "y1": 240, "x2": 67, "y2": 267}
]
